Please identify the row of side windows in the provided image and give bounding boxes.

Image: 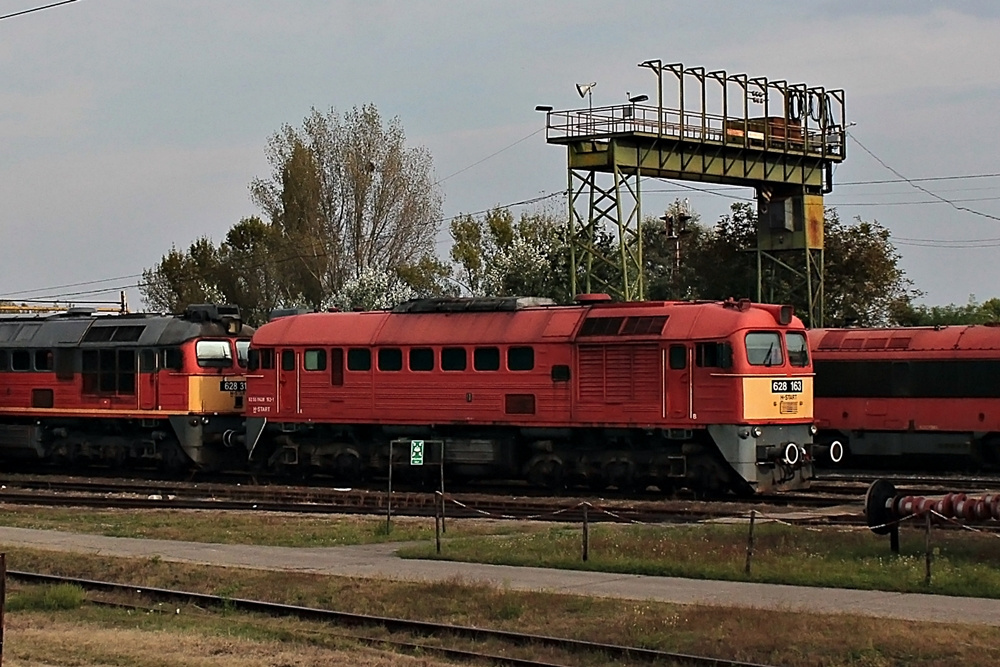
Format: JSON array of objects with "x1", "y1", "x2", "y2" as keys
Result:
[
  {"x1": 0, "y1": 348, "x2": 183, "y2": 384},
  {"x1": 251, "y1": 346, "x2": 535, "y2": 374}
]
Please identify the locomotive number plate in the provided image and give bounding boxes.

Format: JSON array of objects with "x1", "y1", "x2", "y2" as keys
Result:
[
  {"x1": 221, "y1": 380, "x2": 247, "y2": 392},
  {"x1": 771, "y1": 379, "x2": 803, "y2": 393}
]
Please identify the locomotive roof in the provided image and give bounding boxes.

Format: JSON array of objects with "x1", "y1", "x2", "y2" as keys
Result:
[
  {"x1": 253, "y1": 298, "x2": 802, "y2": 347},
  {"x1": 0, "y1": 305, "x2": 250, "y2": 348},
  {"x1": 809, "y1": 325, "x2": 1000, "y2": 354}
]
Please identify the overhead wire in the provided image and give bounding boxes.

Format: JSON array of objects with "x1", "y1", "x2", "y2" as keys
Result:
[{"x1": 0, "y1": 0, "x2": 80, "y2": 22}]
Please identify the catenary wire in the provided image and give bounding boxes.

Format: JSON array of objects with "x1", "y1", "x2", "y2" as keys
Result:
[{"x1": 0, "y1": 0, "x2": 79, "y2": 22}]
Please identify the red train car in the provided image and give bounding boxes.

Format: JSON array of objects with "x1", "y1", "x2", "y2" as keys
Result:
[
  {"x1": 0, "y1": 304, "x2": 252, "y2": 471},
  {"x1": 810, "y1": 326, "x2": 1000, "y2": 467},
  {"x1": 246, "y1": 296, "x2": 818, "y2": 494}
]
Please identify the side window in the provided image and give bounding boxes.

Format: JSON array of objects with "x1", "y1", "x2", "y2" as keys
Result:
[
  {"x1": 551, "y1": 364, "x2": 571, "y2": 382},
  {"x1": 0, "y1": 350, "x2": 7, "y2": 371},
  {"x1": 118, "y1": 349, "x2": 136, "y2": 395},
  {"x1": 34, "y1": 350, "x2": 53, "y2": 371},
  {"x1": 696, "y1": 342, "x2": 733, "y2": 369},
  {"x1": 164, "y1": 348, "x2": 183, "y2": 370},
  {"x1": 55, "y1": 349, "x2": 75, "y2": 380},
  {"x1": 409, "y1": 347, "x2": 434, "y2": 371},
  {"x1": 347, "y1": 348, "x2": 371, "y2": 371},
  {"x1": 139, "y1": 349, "x2": 157, "y2": 372},
  {"x1": 259, "y1": 348, "x2": 274, "y2": 370},
  {"x1": 669, "y1": 345, "x2": 687, "y2": 370},
  {"x1": 281, "y1": 350, "x2": 295, "y2": 371},
  {"x1": 507, "y1": 346, "x2": 534, "y2": 371},
  {"x1": 82, "y1": 350, "x2": 99, "y2": 393},
  {"x1": 441, "y1": 347, "x2": 466, "y2": 371},
  {"x1": 247, "y1": 349, "x2": 259, "y2": 372},
  {"x1": 378, "y1": 348, "x2": 403, "y2": 372},
  {"x1": 304, "y1": 349, "x2": 327, "y2": 371},
  {"x1": 11, "y1": 350, "x2": 30, "y2": 371},
  {"x1": 331, "y1": 348, "x2": 344, "y2": 386},
  {"x1": 474, "y1": 347, "x2": 500, "y2": 371}
]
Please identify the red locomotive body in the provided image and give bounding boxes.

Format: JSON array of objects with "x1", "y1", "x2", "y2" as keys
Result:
[
  {"x1": 0, "y1": 305, "x2": 252, "y2": 470},
  {"x1": 810, "y1": 326, "x2": 1000, "y2": 467},
  {"x1": 246, "y1": 297, "x2": 818, "y2": 494}
]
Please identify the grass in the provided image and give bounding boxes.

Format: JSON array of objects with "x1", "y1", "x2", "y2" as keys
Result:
[
  {"x1": 2, "y1": 503, "x2": 1000, "y2": 598},
  {"x1": 0, "y1": 504, "x2": 529, "y2": 546},
  {"x1": 398, "y1": 520, "x2": 1000, "y2": 598},
  {"x1": 0, "y1": 546, "x2": 997, "y2": 666}
]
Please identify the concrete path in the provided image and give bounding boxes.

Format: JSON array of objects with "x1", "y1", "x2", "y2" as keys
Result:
[{"x1": 1, "y1": 525, "x2": 997, "y2": 627}]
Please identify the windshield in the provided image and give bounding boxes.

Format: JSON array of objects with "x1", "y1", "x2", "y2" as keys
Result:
[
  {"x1": 236, "y1": 340, "x2": 250, "y2": 368},
  {"x1": 786, "y1": 332, "x2": 809, "y2": 367},
  {"x1": 745, "y1": 332, "x2": 783, "y2": 367},
  {"x1": 196, "y1": 340, "x2": 234, "y2": 368}
]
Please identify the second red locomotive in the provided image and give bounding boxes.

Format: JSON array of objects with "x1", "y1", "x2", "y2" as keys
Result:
[
  {"x1": 810, "y1": 325, "x2": 1000, "y2": 468},
  {"x1": 245, "y1": 296, "x2": 819, "y2": 494}
]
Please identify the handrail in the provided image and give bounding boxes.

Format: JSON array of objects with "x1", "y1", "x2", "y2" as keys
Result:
[{"x1": 545, "y1": 104, "x2": 844, "y2": 159}]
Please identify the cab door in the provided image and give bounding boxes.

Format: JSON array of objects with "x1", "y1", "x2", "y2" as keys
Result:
[
  {"x1": 664, "y1": 343, "x2": 691, "y2": 420},
  {"x1": 138, "y1": 349, "x2": 158, "y2": 410},
  {"x1": 278, "y1": 349, "x2": 299, "y2": 415}
]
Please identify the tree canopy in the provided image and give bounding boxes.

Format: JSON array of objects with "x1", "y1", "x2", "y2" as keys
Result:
[{"x1": 141, "y1": 105, "x2": 450, "y2": 323}]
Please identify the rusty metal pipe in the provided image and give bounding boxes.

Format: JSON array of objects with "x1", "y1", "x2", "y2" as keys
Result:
[{"x1": 866, "y1": 479, "x2": 1000, "y2": 534}]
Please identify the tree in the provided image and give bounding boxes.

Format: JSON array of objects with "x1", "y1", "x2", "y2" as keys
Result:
[
  {"x1": 212, "y1": 217, "x2": 285, "y2": 326},
  {"x1": 449, "y1": 207, "x2": 573, "y2": 301},
  {"x1": 893, "y1": 295, "x2": 1000, "y2": 326},
  {"x1": 142, "y1": 104, "x2": 447, "y2": 321},
  {"x1": 250, "y1": 105, "x2": 443, "y2": 308},
  {"x1": 654, "y1": 203, "x2": 918, "y2": 327},
  {"x1": 139, "y1": 238, "x2": 223, "y2": 313}
]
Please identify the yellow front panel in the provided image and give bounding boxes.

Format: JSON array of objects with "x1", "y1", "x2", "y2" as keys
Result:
[
  {"x1": 188, "y1": 376, "x2": 245, "y2": 413},
  {"x1": 742, "y1": 376, "x2": 813, "y2": 421}
]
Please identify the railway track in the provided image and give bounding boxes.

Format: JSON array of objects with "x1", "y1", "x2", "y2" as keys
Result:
[
  {"x1": 7, "y1": 570, "x2": 777, "y2": 667},
  {"x1": 0, "y1": 472, "x2": 862, "y2": 525}
]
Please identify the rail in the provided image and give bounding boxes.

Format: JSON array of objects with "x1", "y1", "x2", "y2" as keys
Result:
[{"x1": 545, "y1": 104, "x2": 845, "y2": 160}]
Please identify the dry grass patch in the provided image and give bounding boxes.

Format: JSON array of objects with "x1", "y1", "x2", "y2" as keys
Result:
[
  {"x1": 3, "y1": 547, "x2": 1000, "y2": 666},
  {"x1": 6, "y1": 612, "x2": 451, "y2": 667},
  {"x1": 0, "y1": 504, "x2": 527, "y2": 546}
]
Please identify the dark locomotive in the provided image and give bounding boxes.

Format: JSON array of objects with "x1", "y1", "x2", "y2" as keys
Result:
[
  {"x1": 0, "y1": 304, "x2": 252, "y2": 471},
  {"x1": 244, "y1": 296, "x2": 819, "y2": 495},
  {"x1": 810, "y1": 325, "x2": 1000, "y2": 469}
]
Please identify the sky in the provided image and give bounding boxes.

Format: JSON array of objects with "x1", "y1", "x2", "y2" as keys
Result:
[{"x1": 2, "y1": 0, "x2": 1000, "y2": 310}]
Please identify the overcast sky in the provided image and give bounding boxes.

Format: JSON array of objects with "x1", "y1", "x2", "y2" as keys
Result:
[{"x1": 2, "y1": 0, "x2": 999, "y2": 310}]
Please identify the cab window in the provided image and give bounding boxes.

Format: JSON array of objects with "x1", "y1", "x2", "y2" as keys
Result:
[
  {"x1": 236, "y1": 340, "x2": 250, "y2": 368},
  {"x1": 196, "y1": 340, "x2": 233, "y2": 368},
  {"x1": 746, "y1": 332, "x2": 783, "y2": 366},
  {"x1": 786, "y1": 332, "x2": 809, "y2": 367}
]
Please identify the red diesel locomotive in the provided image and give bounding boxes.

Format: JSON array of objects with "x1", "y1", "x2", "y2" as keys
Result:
[
  {"x1": 810, "y1": 325, "x2": 1000, "y2": 468},
  {"x1": 0, "y1": 304, "x2": 252, "y2": 471},
  {"x1": 245, "y1": 296, "x2": 818, "y2": 494}
]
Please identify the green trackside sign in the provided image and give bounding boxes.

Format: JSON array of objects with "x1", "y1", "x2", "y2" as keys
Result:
[{"x1": 410, "y1": 440, "x2": 424, "y2": 466}]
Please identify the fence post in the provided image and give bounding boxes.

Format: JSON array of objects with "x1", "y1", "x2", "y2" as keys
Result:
[
  {"x1": 1, "y1": 552, "x2": 6, "y2": 667},
  {"x1": 439, "y1": 441, "x2": 446, "y2": 535},
  {"x1": 744, "y1": 509, "x2": 756, "y2": 575},
  {"x1": 582, "y1": 503, "x2": 590, "y2": 562},
  {"x1": 386, "y1": 441, "x2": 393, "y2": 534},
  {"x1": 924, "y1": 511, "x2": 932, "y2": 586},
  {"x1": 890, "y1": 524, "x2": 900, "y2": 554},
  {"x1": 434, "y1": 491, "x2": 442, "y2": 555}
]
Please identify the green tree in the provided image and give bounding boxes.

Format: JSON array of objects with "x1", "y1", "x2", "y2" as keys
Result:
[
  {"x1": 250, "y1": 105, "x2": 443, "y2": 308},
  {"x1": 656, "y1": 202, "x2": 917, "y2": 326},
  {"x1": 893, "y1": 295, "x2": 1000, "y2": 326},
  {"x1": 142, "y1": 104, "x2": 447, "y2": 320},
  {"x1": 139, "y1": 238, "x2": 223, "y2": 313},
  {"x1": 449, "y1": 207, "x2": 573, "y2": 301}
]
